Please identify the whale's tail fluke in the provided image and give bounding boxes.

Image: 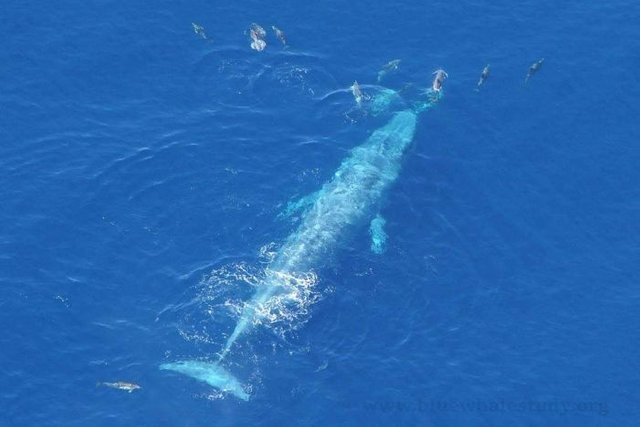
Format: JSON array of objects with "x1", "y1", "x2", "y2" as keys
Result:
[{"x1": 160, "y1": 360, "x2": 250, "y2": 401}]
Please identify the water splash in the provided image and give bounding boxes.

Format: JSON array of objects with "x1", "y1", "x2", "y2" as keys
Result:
[
  {"x1": 177, "y1": 261, "x2": 322, "y2": 349},
  {"x1": 250, "y1": 269, "x2": 322, "y2": 334}
]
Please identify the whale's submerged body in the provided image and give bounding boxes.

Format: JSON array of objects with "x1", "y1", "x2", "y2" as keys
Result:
[{"x1": 162, "y1": 99, "x2": 433, "y2": 400}]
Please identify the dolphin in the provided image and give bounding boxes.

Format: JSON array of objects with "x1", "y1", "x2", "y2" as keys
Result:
[
  {"x1": 161, "y1": 83, "x2": 444, "y2": 400},
  {"x1": 97, "y1": 381, "x2": 142, "y2": 393},
  {"x1": 350, "y1": 80, "x2": 365, "y2": 107},
  {"x1": 432, "y1": 69, "x2": 448, "y2": 92},
  {"x1": 248, "y1": 23, "x2": 267, "y2": 51},
  {"x1": 191, "y1": 23, "x2": 208, "y2": 40},
  {"x1": 249, "y1": 23, "x2": 266, "y2": 39},
  {"x1": 476, "y1": 64, "x2": 490, "y2": 90},
  {"x1": 272, "y1": 25, "x2": 287, "y2": 46},
  {"x1": 525, "y1": 58, "x2": 544, "y2": 83},
  {"x1": 377, "y1": 59, "x2": 401, "y2": 83}
]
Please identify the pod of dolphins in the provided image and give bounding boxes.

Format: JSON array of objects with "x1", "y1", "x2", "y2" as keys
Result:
[{"x1": 191, "y1": 22, "x2": 545, "y2": 91}]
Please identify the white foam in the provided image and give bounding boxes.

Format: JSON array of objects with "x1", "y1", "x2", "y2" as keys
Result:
[
  {"x1": 179, "y1": 261, "x2": 323, "y2": 347},
  {"x1": 250, "y1": 269, "x2": 322, "y2": 335}
]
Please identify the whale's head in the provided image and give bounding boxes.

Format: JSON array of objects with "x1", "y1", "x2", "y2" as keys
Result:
[
  {"x1": 369, "y1": 110, "x2": 418, "y2": 161},
  {"x1": 369, "y1": 88, "x2": 404, "y2": 117}
]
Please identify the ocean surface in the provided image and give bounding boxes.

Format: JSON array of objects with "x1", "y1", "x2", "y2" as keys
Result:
[{"x1": 1, "y1": 0, "x2": 639, "y2": 425}]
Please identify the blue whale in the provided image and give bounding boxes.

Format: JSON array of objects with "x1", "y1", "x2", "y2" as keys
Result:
[{"x1": 161, "y1": 87, "x2": 443, "y2": 400}]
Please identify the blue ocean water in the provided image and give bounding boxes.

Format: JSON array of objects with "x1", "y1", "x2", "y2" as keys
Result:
[{"x1": 2, "y1": 0, "x2": 639, "y2": 425}]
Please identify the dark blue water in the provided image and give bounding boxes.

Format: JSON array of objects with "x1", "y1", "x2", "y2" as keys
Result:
[{"x1": 2, "y1": 0, "x2": 639, "y2": 425}]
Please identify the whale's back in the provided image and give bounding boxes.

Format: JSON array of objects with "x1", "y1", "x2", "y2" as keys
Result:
[{"x1": 272, "y1": 110, "x2": 417, "y2": 272}]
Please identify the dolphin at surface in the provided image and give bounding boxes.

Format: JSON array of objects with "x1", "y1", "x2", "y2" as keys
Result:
[
  {"x1": 161, "y1": 86, "x2": 443, "y2": 400},
  {"x1": 525, "y1": 58, "x2": 544, "y2": 83}
]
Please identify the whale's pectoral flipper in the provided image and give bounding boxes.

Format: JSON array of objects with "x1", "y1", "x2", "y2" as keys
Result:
[
  {"x1": 369, "y1": 214, "x2": 388, "y2": 254},
  {"x1": 279, "y1": 191, "x2": 320, "y2": 219},
  {"x1": 160, "y1": 360, "x2": 250, "y2": 401}
]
